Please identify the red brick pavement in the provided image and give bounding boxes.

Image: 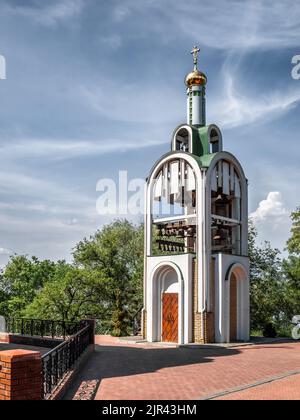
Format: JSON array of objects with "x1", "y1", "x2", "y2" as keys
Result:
[
  {"x1": 64, "y1": 335, "x2": 300, "y2": 400},
  {"x1": 216, "y1": 374, "x2": 300, "y2": 400}
]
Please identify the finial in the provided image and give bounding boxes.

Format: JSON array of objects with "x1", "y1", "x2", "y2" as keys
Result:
[{"x1": 190, "y1": 46, "x2": 200, "y2": 71}]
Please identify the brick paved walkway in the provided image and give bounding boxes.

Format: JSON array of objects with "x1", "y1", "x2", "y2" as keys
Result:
[
  {"x1": 215, "y1": 373, "x2": 300, "y2": 400},
  {"x1": 64, "y1": 336, "x2": 300, "y2": 400}
]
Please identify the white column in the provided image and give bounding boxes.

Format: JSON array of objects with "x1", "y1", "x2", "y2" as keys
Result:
[{"x1": 187, "y1": 85, "x2": 206, "y2": 126}]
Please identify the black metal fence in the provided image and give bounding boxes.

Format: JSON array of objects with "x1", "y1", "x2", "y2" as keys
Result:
[
  {"x1": 6, "y1": 318, "x2": 82, "y2": 340},
  {"x1": 132, "y1": 306, "x2": 143, "y2": 336},
  {"x1": 4, "y1": 318, "x2": 94, "y2": 399},
  {"x1": 42, "y1": 324, "x2": 92, "y2": 399}
]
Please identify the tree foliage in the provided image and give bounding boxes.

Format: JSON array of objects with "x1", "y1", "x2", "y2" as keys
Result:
[
  {"x1": 0, "y1": 256, "x2": 57, "y2": 318},
  {"x1": 248, "y1": 221, "x2": 285, "y2": 331},
  {"x1": 24, "y1": 263, "x2": 105, "y2": 321},
  {"x1": 283, "y1": 207, "x2": 300, "y2": 321},
  {"x1": 0, "y1": 211, "x2": 299, "y2": 338},
  {"x1": 0, "y1": 220, "x2": 144, "y2": 336},
  {"x1": 73, "y1": 219, "x2": 144, "y2": 335}
]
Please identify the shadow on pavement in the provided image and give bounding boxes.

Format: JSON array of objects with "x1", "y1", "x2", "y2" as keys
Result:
[{"x1": 64, "y1": 342, "x2": 240, "y2": 400}]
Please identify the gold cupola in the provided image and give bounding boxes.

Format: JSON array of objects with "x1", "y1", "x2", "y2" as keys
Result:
[
  {"x1": 185, "y1": 46, "x2": 207, "y2": 87},
  {"x1": 185, "y1": 70, "x2": 207, "y2": 87}
]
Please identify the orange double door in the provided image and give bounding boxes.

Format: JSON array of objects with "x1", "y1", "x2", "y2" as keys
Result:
[{"x1": 162, "y1": 293, "x2": 178, "y2": 343}]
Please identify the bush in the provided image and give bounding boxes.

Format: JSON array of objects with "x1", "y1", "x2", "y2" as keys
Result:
[{"x1": 263, "y1": 323, "x2": 277, "y2": 338}]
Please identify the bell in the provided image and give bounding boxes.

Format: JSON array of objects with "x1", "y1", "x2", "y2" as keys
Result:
[
  {"x1": 187, "y1": 227, "x2": 195, "y2": 237},
  {"x1": 213, "y1": 228, "x2": 222, "y2": 240},
  {"x1": 177, "y1": 228, "x2": 184, "y2": 238}
]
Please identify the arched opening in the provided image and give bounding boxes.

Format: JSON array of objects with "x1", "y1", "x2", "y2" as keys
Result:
[
  {"x1": 227, "y1": 264, "x2": 249, "y2": 342},
  {"x1": 150, "y1": 263, "x2": 183, "y2": 344},
  {"x1": 230, "y1": 273, "x2": 238, "y2": 341},
  {"x1": 175, "y1": 128, "x2": 190, "y2": 152},
  {"x1": 210, "y1": 128, "x2": 220, "y2": 153},
  {"x1": 151, "y1": 158, "x2": 197, "y2": 256},
  {"x1": 211, "y1": 160, "x2": 242, "y2": 255}
]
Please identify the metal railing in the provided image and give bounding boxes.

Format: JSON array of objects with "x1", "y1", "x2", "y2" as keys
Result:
[
  {"x1": 6, "y1": 318, "x2": 82, "y2": 340},
  {"x1": 132, "y1": 307, "x2": 143, "y2": 336},
  {"x1": 42, "y1": 324, "x2": 92, "y2": 399}
]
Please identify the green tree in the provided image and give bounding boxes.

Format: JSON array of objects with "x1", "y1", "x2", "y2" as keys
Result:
[
  {"x1": 73, "y1": 219, "x2": 144, "y2": 336},
  {"x1": 283, "y1": 207, "x2": 300, "y2": 321},
  {"x1": 24, "y1": 263, "x2": 106, "y2": 321},
  {"x1": 248, "y1": 221, "x2": 285, "y2": 331},
  {"x1": 0, "y1": 255, "x2": 57, "y2": 318}
]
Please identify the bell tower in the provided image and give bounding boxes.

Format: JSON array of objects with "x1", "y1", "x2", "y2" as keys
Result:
[{"x1": 142, "y1": 47, "x2": 250, "y2": 345}]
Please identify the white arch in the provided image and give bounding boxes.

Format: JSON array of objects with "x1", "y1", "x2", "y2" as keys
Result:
[
  {"x1": 205, "y1": 152, "x2": 248, "y2": 313},
  {"x1": 207, "y1": 124, "x2": 223, "y2": 153},
  {"x1": 226, "y1": 262, "x2": 249, "y2": 342},
  {"x1": 147, "y1": 261, "x2": 184, "y2": 344},
  {"x1": 145, "y1": 152, "x2": 206, "y2": 315},
  {"x1": 171, "y1": 125, "x2": 193, "y2": 153}
]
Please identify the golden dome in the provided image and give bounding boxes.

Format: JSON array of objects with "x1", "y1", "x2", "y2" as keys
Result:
[{"x1": 185, "y1": 70, "x2": 207, "y2": 87}]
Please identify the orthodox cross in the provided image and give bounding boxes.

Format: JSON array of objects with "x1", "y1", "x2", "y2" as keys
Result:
[{"x1": 190, "y1": 46, "x2": 200, "y2": 71}]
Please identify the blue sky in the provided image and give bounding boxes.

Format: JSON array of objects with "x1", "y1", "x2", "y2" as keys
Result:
[{"x1": 0, "y1": 0, "x2": 299, "y2": 266}]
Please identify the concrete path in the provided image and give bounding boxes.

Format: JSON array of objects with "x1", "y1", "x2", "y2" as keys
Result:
[{"x1": 64, "y1": 335, "x2": 300, "y2": 400}]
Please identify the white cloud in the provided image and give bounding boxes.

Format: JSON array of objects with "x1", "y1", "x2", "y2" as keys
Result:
[
  {"x1": 80, "y1": 82, "x2": 183, "y2": 124},
  {"x1": 0, "y1": 169, "x2": 98, "y2": 243},
  {"x1": 211, "y1": 74, "x2": 300, "y2": 129},
  {"x1": 115, "y1": 0, "x2": 300, "y2": 50},
  {"x1": 0, "y1": 136, "x2": 166, "y2": 162},
  {"x1": 250, "y1": 192, "x2": 288, "y2": 225},
  {"x1": 3, "y1": 0, "x2": 85, "y2": 26},
  {"x1": 0, "y1": 247, "x2": 11, "y2": 256}
]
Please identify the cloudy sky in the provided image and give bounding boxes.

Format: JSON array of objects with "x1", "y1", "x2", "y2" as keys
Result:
[{"x1": 0, "y1": 0, "x2": 299, "y2": 266}]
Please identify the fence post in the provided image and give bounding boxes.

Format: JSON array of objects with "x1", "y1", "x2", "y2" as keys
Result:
[
  {"x1": 80, "y1": 319, "x2": 95, "y2": 345},
  {"x1": 0, "y1": 350, "x2": 42, "y2": 400}
]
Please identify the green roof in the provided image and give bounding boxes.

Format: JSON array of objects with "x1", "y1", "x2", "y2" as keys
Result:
[
  {"x1": 190, "y1": 125, "x2": 212, "y2": 157},
  {"x1": 192, "y1": 152, "x2": 217, "y2": 168}
]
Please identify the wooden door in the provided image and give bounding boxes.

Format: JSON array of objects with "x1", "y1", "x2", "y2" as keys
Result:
[{"x1": 162, "y1": 293, "x2": 178, "y2": 343}]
